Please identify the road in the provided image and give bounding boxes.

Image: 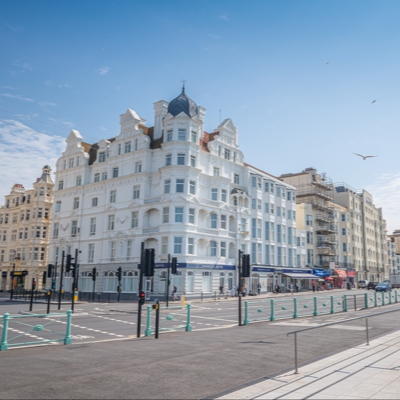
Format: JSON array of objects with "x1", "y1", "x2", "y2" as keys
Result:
[
  {"x1": 1, "y1": 299, "x2": 400, "y2": 399},
  {"x1": 0, "y1": 289, "x2": 388, "y2": 345}
]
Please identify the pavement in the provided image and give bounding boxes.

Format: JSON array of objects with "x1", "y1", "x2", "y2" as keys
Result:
[
  {"x1": 1, "y1": 303, "x2": 400, "y2": 399},
  {"x1": 218, "y1": 329, "x2": 400, "y2": 399}
]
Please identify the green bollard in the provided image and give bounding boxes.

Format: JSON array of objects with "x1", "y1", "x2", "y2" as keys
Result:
[
  {"x1": 364, "y1": 293, "x2": 368, "y2": 309},
  {"x1": 145, "y1": 306, "x2": 152, "y2": 336},
  {"x1": 313, "y1": 297, "x2": 318, "y2": 316},
  {"x1": 270, "y1": 299, "x2": 275, "y2": 321},
  {"x1": 185, "y1": 303, "x2": 192, "y2": 332},
  {"x1": 343, "y1": 295, "x2": 348, "y2": 312},
  {"x1": 244, "y1": 301, "x2": 249, "y2": 325},
  {"x1": 330, "y1": 296, "x2": 334, "y2": 314},
  {"x1": 374, "y1": 291, "x2": 377, "y2": 307},
  {"x1": 0, "y1": 313, "x2": 10, "y2": 351},
  {"x1": 64, "y1": 310, "x2": 73, "y2": 345},
  {"x1": 293, "y1": 298, "x2": 298, "y2": 318}
]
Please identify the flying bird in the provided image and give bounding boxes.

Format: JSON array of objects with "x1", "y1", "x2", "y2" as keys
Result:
[
  {"x1": 325, "y1": 62, "x2": 329, "y2": 65},
  {"x1": 371, "y1": 100, "x2": 376, "y2": 103},
  {"x1": 353, "y1": 153, "x2": 378, "y2": 160}
]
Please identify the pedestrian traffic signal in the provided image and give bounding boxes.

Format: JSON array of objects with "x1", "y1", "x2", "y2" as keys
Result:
[
  {"x1": 32, "y1": 280, "x2": 36, "y2": 291},
  {"x1": 139, "y1": 290, "x2": 145, "y2": 305},
  {"x1": 65, "y1": 254, "x2": 75, "y2": 273},
  {"x1": 242, "y1": 254, "x2": 250, "y2": 277},
  {"x1": 47, "y1": 264, "x2": 54, "y2": 278},
  {"x1": 116, "y1": 266, "x2": 122, "y2": 281},
  {"x1": 92, "y1": 267, "x2": 97, "y2": 281},
  {"x1": 171, "y1": 257, "x2": 178, "y2": 274}
]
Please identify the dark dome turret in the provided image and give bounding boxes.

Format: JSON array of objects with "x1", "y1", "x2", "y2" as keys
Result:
[{"x1": 167, "y1": 86, "x2": 198, "y2": 118}]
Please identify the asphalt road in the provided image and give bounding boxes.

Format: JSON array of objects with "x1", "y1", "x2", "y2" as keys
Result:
[
  {"x1": 1, "y1": 302, "x2": 400, "y2": 399},
  {"x1": 0, "y1": 289, "x2": 393, "y2": 345}
]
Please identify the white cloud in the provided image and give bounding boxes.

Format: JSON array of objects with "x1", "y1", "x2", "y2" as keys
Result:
[
  {"x1": 39, "y1": 101, "x2": 57, "y2": 107},
  {"x1": 100, "y1": 126, "x2": 107, "y2": 131},
  {"x1": 367, "y1": 173, "x2": 400, "y2": 233},
  {"x1": 47, "y1": 117, "x2": 74, "y2": 128},
  {"x1": 58, "y1": 82, "x2": 70, "y2": 88},
  {"x1": 220, "y1": 14, "x2": 228, "y2": 21},
  {"x1": 208, "y1": 34, "x2": 219, "y2": 39},
  {"x1": 0, "y1": 120, "x2": 65, "y2": 200},
  {"x1": 96, "y1": 67, "x2": 110, "y2": 75},
  {"x1": 11, "y1": 61, "x2": 32, "y2": 71},
  {"x1": 1, "y1": 93, "x2": 34, "y2": 102}
]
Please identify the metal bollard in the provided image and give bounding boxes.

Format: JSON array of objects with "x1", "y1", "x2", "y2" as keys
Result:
[
  {"x1": 270, "y1": 299, "x2": 275, "y2": 321},
  {"x1": 330, "y1": 296, "x2": 334, "y2": 314},
  {"x1": 145, "y1": 306, "x2": 152, "y2": 337},
  {"x1": 64, "y1": 310, "x2": 73, "y2": 345},
  {"x1": 185, "y1": 303, "x2": 192, "y2": 332},
  {"x1": 244, "y1": 301, "x2": 249, "y2": 325},
  {"x1": 293, "y1": 298, "x2": 298, "y2": 319},
  {"x1": 0, "y1": 313, "x2": 10, "y2": 351},
  {"x1": 365, "y1": 293, "x2": 369, "y2": 309},
  {"x1": 313, "y1": 296, "x2": 318, "y2": 316}
]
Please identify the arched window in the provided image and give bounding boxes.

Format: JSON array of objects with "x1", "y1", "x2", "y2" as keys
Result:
[
  {"x1": 211, "y1": 213, "x2": 217, "y2": 229},
  {"x1": 103, "y1": 271, "x2": 117, "y2": 292},
  {"x1": 210, "y1": 241, "x2": 217, "y2": 256},
  {"x1": 122, "y1": 270, "x2": 138, "y2": 292}
]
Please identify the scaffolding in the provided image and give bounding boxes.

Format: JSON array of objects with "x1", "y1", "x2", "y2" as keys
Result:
[{"x1": 295, "y1": 173, "x2": 338, "y2": 267}]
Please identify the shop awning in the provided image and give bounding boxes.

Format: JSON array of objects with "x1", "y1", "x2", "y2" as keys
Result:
[
  {"x1": 333, "y1": 269, "x2": 347, "y2": 279},
  {"x1": 283, "y1": 273, "x2": 319, "y2": 279}
]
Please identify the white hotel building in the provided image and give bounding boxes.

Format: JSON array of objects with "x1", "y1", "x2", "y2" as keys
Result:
[{"x1": 50, "y1": 88, "x2": 305, "y2": 297}]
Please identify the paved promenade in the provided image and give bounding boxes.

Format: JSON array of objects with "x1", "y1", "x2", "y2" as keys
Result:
[{"x1": 219, "y1": 329, "x2": 400, "y2": 399}]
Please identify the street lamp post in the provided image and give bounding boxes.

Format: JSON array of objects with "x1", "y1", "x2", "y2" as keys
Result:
[{"x1": 10, "y1": 255, "x2": 21, "y2": 301}]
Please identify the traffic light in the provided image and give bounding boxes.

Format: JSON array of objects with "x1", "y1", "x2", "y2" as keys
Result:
[
  {"x1": 92, "y1": 267, "x2": 97, "y2": 281},
  {"x1": 144, "y1": 249, "x2": 155, "y2": 277},
  {"x1": 139, "y1": 290, "x2": 145, "y2": 305},
  {"x1": 242, "y1": 254, "x2": 250, "y2": 277},
  {"x1": 32, "y1": 280, "x2": 36, "y2": 291},
  {"x1": 65, "y1": 254, "x2": 75, "y2": 273},
  {"x1": 116, "y1": 266, "x2": 122, "y2": 281},
  {"x1": 171, "y1": 257, "x2": 178, "y2": 274},
  {"x1": 47, "y1": 264, "x2": 54, "y2": 278}
]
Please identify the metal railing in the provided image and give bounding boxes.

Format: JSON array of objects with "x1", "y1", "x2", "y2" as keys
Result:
[{"x1": 287, "y1": 307, "x2": 400, "y2": 374}]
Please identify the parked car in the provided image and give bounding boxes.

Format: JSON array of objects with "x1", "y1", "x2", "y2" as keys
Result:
[
  {"x1": 367, "y1": 282, "x2": 379, "y2": 290},
  {"x1": 358, "y1": 280, "x2": 369, "y2": 289},
  {"x1": 375, "y1": 282, "x2": 392, "y2": 292}
]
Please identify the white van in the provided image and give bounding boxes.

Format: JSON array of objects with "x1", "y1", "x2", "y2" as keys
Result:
[{"x1": 358, "y1": 280, "x2": 368, "y2": 289}]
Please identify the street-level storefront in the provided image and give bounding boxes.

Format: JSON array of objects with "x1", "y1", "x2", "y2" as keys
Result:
[
  {"x1": 281, "y1": 269, "x2": 319, "y2": 292},
  {"x1": 347, "y1": 270, "x2": 356, "y2": 287},
  {"x1": 333, "y1": 269, "x2": 348, "y2": 289}
]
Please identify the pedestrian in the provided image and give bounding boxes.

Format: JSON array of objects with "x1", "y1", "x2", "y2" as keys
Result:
[
  {"x1": 257, "y1": 282, "x2": 261, "y2": 295},
  {"x1": 219, "y1": 282, "x2": 224, "y2": 299},
  {"x1": 281, "y1": 283, "x2": 285, "y2": 293},
  {"x1": 290, "y1": 283, "x2": 294, "y2": 295},
  {"x1": 312, "y1": 280, "x2": 316, "y2": 293},
  {"x1": 243, "y1": 284, "x2": 247, "y2": 297},
  {"x1": 295, "y1": 283, "x2": 299, "y2": 293},
  {"x1": 172, "y1": 284, "x2": 178, "y2": 301},
  {"x1": 231, "y1": 286, "x2": 236, "y2": 297},
  {"x1": 275, "y1": 284, "x2": 280, "y2": 294}
]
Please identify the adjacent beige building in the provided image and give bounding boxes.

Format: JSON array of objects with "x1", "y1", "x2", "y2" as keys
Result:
[{"x1": 0, "y1": 166, "x2": 54, "y2": 291}]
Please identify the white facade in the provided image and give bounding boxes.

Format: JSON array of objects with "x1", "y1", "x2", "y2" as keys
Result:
[
  {"x1": 49, "y1": 89, "x2": 299, "y2": 296},
  {"x1": 0, "y1": 166, "x2": 54, "y2": 291}
]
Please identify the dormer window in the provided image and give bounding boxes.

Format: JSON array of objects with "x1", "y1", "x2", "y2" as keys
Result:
[
  {"x1": 178, "y1": 129, "x2": 186, "y2": 141},
  {"x1": 99, "y1": 152, "x2": 106, "y2": 162},
  {"x1": 125, "y1": 141, "x2": 131, "y2": 153}
]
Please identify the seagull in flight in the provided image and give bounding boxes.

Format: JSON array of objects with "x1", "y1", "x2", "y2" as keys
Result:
[
  {"x1": 325, "y1": 62, "x2": 329, "y2": 64},
  {"x1": 353, "y1": 153, "x2": 378, "y2": 160},
  {"x1": 371, "y1": 100, "x2": 376, "y2": 103}
]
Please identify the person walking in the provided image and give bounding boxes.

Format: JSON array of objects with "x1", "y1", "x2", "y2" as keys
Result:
[
  {"x1": 257, "y1": 282, "x2": 261, "y2": 295},
  {"x1": 172, "y1": 284, "x2": 178, "y2": 301},
  {"x1": 290, "y1": 283, "x2": 294, "y2": 295},
  {"x1": 231, "y1": 285, "x2": 236, "y2": 297},
  {"x1": 312, "y1": 280, "x2": 316, "y2": 293},
  {"x1": 219, "y1": 282, "x2": 224, "y2": 299},
  {"x1": 295, "y1": 283, "x2": 299, "y2": 293}
]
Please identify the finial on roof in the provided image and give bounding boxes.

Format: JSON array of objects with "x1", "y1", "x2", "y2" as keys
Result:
[{"x1": 181, "y1": 79, "x2": 186, "y2": 94}]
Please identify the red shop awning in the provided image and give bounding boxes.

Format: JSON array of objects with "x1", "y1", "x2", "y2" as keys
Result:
[{"x1": 333, "y1": 269, "x2": 347, "y2": 279}]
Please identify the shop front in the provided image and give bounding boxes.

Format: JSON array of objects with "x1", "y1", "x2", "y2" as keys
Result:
[
  {"x1": 251, "y1": 266, "x2": 275, "y2": 293},
  {"x1": 347, "y1": 270, "x2": 356, "y2": 287},
  {"x1": 281, "y1": 268, "x2": 319, "y2": 292},
  {"x1": 333, "y1": 269, "x2": 347, "y2": 288}
]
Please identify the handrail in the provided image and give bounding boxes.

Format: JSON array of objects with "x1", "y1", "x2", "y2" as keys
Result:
[{"x1": 287, "y1": 306, "x2": 400, "y2": 374}]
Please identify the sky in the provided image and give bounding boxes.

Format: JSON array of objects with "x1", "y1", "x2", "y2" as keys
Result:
[{"x1": 1, "y1": 0, "x2": 400, "y2": 231}]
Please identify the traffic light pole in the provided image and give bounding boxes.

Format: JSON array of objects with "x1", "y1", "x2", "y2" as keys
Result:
[
  {"x1": 92, "y1": 272, "x2": 96, "y2": 302},
  {"x1": 52, "y1": 261, "x2": 58, "y2": 300},
  {"x1": 58, "y1": 251, "x2": 65, "y2": 310},
  {"x1": 29, "y1": 278, "x2": 35, "y2": 312},
  {"x1": 137, "y1": 242, "x2": 145, "y2": 338},
  {"x1": 166, "y1": 254, "x2": 171, "y2": 307},
  {"x1": 71, "y1": 249, "x2": 79, "y2": 313},
  {"x1": 238, "y1": 250, "x2": 242, "y2": 326}
]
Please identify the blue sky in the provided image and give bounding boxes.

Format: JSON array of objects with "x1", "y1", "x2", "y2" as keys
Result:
[{"x1": 1, "y1": 0, "x2": 400, "y2": 230}]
